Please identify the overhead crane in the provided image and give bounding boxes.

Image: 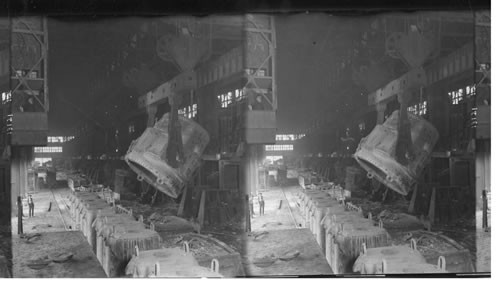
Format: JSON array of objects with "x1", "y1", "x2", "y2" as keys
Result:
[
  {"x1": 355, "y1": 24, "x2": 440, "y2": 196},
  {"x1": 126, "y1": 15, "x2": 278, "y2": 200},
  {"x1": 355, "y1": 16, "x2": 482, "y2": 226}
]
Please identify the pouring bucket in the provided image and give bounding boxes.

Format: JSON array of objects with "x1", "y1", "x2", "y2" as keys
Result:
[
  {"x1": 354, "y1": 110, "x2": 438, "y2": 195},
  {"x1": 125, "y1": 113, "x2": 209, "y2": 198}
]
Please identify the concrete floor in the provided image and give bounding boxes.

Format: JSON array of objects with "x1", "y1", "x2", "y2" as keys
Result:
[
  {"x1": 12, "y1": 231, "x2": 106, "y2": 278},
  {"x1": 8, "y1": 182, "x2": 489, "y2": 277},
  {"x1": 250, "y1": 186, "x2": 300, "y2": 231},
  {"x1": 11, "y1": 188, "x2": 73, "y2": 234},
  {"x1": 244, "y1": 184, "x2": 332, "y2": 276},
  {"x1": 243, "y1": 228, "x2": 333, "y2": 276},
  {"x1": 10, "y1": 187, "x2": 106, "y2": 278}
]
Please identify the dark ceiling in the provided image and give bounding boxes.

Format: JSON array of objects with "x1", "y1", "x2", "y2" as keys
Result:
[{"x1": 46, "y1": 12, "x2": 476, "y2": 135}]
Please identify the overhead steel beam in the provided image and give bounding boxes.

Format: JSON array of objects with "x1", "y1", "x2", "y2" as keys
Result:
[
  {"x1": 368, "y1": 41, "x2": 474, "y2": 106},
  {"x1": 384, "y1": 12, "x2": 473, "y2": 24}
]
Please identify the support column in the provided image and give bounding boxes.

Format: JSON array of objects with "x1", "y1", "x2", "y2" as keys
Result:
[
  {"x1": 10, "y1": 147, "x2": 31, "y2": 214},
  {"x1": 146, "y1": 104, "x2": 158, "y2": 127},
  {"x1": 244, "y1": 144, "x2": 261, "y2": 196},
  {"x1": 376, "y1": 102, "x2": 387, "y2": 125}
]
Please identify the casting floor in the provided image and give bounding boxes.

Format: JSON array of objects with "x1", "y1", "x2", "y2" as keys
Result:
[
  {"x1": 246, "y1": 183, "x2": 490, "y2": 275},
  {"x1": 11, "y1": 186, "x2": 106, "y2": 278},
  {"x1": 242, "y1": 184, "x2": 332, "y2": 276}
]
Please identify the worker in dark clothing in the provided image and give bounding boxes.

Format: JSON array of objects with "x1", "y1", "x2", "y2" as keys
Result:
[
  {"x1": 249, "y1": 94, "x2": 265, "y2": 111},
  {"x1": 17, "y1": 196, "x2": 23, "y2": 234},
  {"x1": 28, "y1": 194, "x2": 34, "y2": 217},
  {"x1": 258, "y1": 192, "x2": 265, "y2": 216},
  {"x1": 20, "y1": 96, "x2": 36, "y2": 112}
]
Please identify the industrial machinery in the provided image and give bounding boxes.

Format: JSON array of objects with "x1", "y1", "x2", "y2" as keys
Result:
[
  {"x1": 1, "y1": 17, "x2": 49, "y2": 210},
  {"x1": 124, "y1": 15, "x2": 278, "y2": 199},
  {"x1": 125, "y1": 93, "x2": 210, "y2": 198},
  {"x1": 354, "y1": 27, "x2": 439, "y2": 196},
  {"x1": 9, "y1": 17, "x2": 49, "y2": 146}
]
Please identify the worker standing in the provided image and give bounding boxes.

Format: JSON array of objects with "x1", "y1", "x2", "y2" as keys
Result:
[
  {"x1": 258, "y1": 192, "x2": 265, "y2": 216},
  {"x1": 28, "y1": 194, "x2": 34, "y2": 217}
]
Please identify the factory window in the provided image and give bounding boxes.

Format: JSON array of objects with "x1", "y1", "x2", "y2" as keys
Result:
[
  {"x1": 466, "y1": 84, "x2": 476, "y2": 97},
  {"x1": 407, "y1": 105, "x2": 418, "y2": 115},
  {"x1": 265, "y1": 156, "x2": 283, "y2": 162},
  {"x1": 34, "y1": 146, "x2": 63, "y2": 153},
  {"x1": 34, "y1": 157, "x2": 52, "y2": 164},
  {"x1": 48, "y1": 136, "x2": 62, "y2": 143},
  {"x1": 235, "y1": 89, "x2": 243, "y2": 101},
  {"x1": 265, "y1": 144, "x2": 294, "y2": 151},
  {"x1": 47, "y1": 136, "x2": 75, "y2": 143},
  {"x1": 218, "y1": 92, "x2": 231, "y2": 108},
  {"x1": 407, "y1": 100, "x2": 427, "y2": 116},
  {"x1": 418, "y1": 101, "x2": 427, "y2": 116},
  {"x1": 448, "y1": 89, "x2": 464, "y2": 105},
  {"x1": 1, "y1": 91, "x2": 11, "y2": 104},
  {"x1": 193, "y1": 104, "x2": 198, "y2": 117},
  {"x1": 187, "y1": 104, "x2": 197, "y2": 119},
  {"x1": 178, "y1": 103, "x2": 197, "y2": 119},
  {"x1": 219, "y1": 89, "x2": 247, "y2": 108},
  {"x1": 275, "y1": 134, "x2": 305, "y2": 141},
  {"x1": 276, "y1": 135, "x2": 292, "y2": 141}
]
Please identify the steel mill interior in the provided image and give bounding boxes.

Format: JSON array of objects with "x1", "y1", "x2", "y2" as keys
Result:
[{"x1": 0, "y1": 7, "x2": 492, "y2": 278}]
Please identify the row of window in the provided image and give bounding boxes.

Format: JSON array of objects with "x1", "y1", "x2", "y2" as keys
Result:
[
  {"x1": 217, "y1": 89, "x2": 245, "y2": 108},
  {"x1": 407, "y1": 100, "x2": 427, "y2": 116},
  {"x1": 404, "y1": 84, "x2": 476, "y2": 117},
  {"x1": 126, "y1": 104, "x2": 199, "y2": 135},
  {"x1": 34, "y1": 146, "x2": 63, "y2": 153},
  {"x1": 15, "y1": 69, "x2": 39, "y2": 79},
  {"x1": 178, "y1": 103, "x2": 198, "y2": 119},
  {"x1": 1, "y1": 91, "x2": 11, "y2": 104},
  {"x1": 275, "y1": 134, "x2": 305, "y2": 141},
  {"x1": 48, "y1": 136, "x2": 74, "y2": 143},
  {"x1": 449, "y1": 84, "x2": 476, "y2": 105},
  {"x1": 34, "y1": 157, "x2": 52, "y2": 165},
  {"x1": 265, "y1": 144, "x2": 294, "y2": 151},
  {"x1": 265, "y1": 155, "x2": 283, "y2": 162}
]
